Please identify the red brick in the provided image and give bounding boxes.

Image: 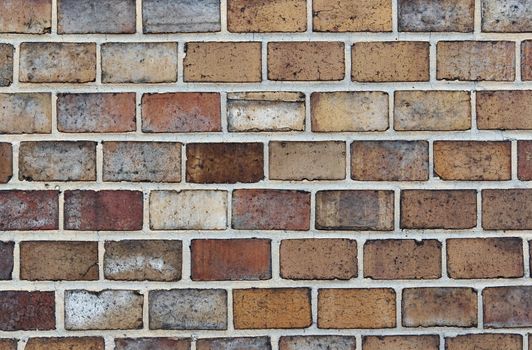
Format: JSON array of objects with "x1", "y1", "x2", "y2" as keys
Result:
[
  {"x1": 519, "y1": 141, "x2": 532, "y2": 180},
  {"x1": 0, "y1": 242, "x2": 13, "y2": 280},
  {"x1": 115, "y1": 338, "x2": 190, "y2": 350},
  {"x1": 482, "y1": 189, "x2": 532, "y2": 230},
  {"x1": 0, "y1": 143, "x2": 12, "y2": 183},
  {"x1": 0, "y1": 291, "x2": 55, "y2": 331},
  {"x1": 25, "y1": 337, "x2": 104, "y2": 350},
  {"x1": 477, "y1": 90, "x2": 532, "y2": 130},
  {"x1": 363, "y1": 335, "x2": 439, "y2": 350},
  {"x1": 445, "y1": 334, "x2": 522, "y2": 350},
  {"x1": 0, "y1": 0, "x2": 51, "y2": 33},
  {"x1": 0, "y1": 190, "x2": 58, "y2": 231},
  {"x1": 483, "y1": 286, "x2": 532, "y2": 328}
]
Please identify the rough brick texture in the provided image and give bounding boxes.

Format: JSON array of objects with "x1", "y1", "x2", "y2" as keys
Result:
[
  {"x1": 143, "y1": 0, "x2": 221, "y2": 33},
  {"x1": 398, "y1": 0, "x2": 474, "y2": 32},
  {"x1": 0, "y1": 191, "x2": 58, "y2": 231},
  {"x1": 0, "y1": 44, "x2": 13, "y2": 87},
  {"x1": 0, "y1": 242, "x2": 14, "y2": 280},
  {"x1": 0, "y1": 143, "x2": 12, "y2": 184},
  {"x1": 197, "y1": 337, "x2": 269, "y2": 350},
  {"x1": 313, "y1": 0, "x2": 392, "y2": 32},
  {"x1": 518, "y1": 140, "x2": 532, "y2": 180},
  {"x1": 363, "y1": 335, "x2": 439, "y2": 350},
  {"x1": 228, "y1": 0, "x2": 306, "y2": 32},
  {"x1": 476, "y1": 90, "x2": 532, "y2": 130},
  {"x1": 482, "y1": 189, "x2": 532, "y2": 230},
  {"x1": 0, "y1": 0, "x2": 51, "y2": 33},
  {"x1": 0, "y1": 93, "x2": 52, "y2": 134},
  {"x1": 25, "y1": 337, "x2": 104, "y2": 350},
  {"x1": 483, "y1": 286, "x2": 532, "y2": 328},
  {"x1": 0, "y1": 291, "x2": 55, "y2": 331},
  {"x1": 446, "y1": 334, "x2": 522, "y2": 350},
  {"x1": 115, "y1": 338, "x2": 190, "y2": 350},
  {"x1": 280, "y1": 336, "x2": 356, "y2": 350}
]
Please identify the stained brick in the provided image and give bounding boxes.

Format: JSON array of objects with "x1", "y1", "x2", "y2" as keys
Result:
[
  {"x1": 143, "y1": 0, "x2": 221, "y2": 33},
  {"x1": 0, "y1": 242, "x2": 13, "y2": 280},
  {"x1": 115, "y1": 338, "x2": 190, "y2": 350},
  {"x1": 363, "y1": 335, "x2": 440, "y2": 350},
  {"x1": 0, "y1": 44, "x2": 13, "y2": 87},
  {"x1": 280, "y1": 336, "x2": 356, "y2": 350},
  {"x1": 0, "y1": 93, "x2": 52, "y2": 134},
  {"x1": 481, "y1": 0, "x2": 532, "y2": 32},
  {"x1": 197, "y1": 337, "x2": 270, "y2": 350},
  {"x1": 518, "y1": 141, "x2": 532, "y2": 180},
  {"x1": 483, "y1": 286, "x2": 532, "y2": 328},
  {"x1": 0, "y1": 190, "x2": 58, "y2": 231},
  {"x1": 313, "y1": 0, "x2": 392, "y2": 32},
  {"x1": 398, "y1": 0, "x2": 474, "y2": 31},
  {"x1": 482, "y1": 189, "x2": 532, "y2": 230},
  {"x1": 446, "y1": 334, "x2": 522, "y2": 350},
  {"x1": 0, "y1": 143, "x2": 12, "y2": 184},
  {"x1": 477, "y1": 90, "x2": 532, "y2": 130},
  {"x1": 0, "y1": 291, "x2": 55, "y2": 331},
  {"x1": 228, "y1": 0, "x2": 306, "y2": 32},
  {"x1": 0, "y1": 0, "x2": 51, "y2": 33},
  {"x1": 523, "y1": 41, "x2": 532, "y2": 80},
  {"x1": 25, "y1": 337, "x2": 104, "y2": 350}
]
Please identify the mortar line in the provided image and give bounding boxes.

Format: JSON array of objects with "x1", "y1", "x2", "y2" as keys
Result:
[
  {"x1": 136, "y1": 0, "x2": 143, "y2": 34},
  {"x1": 523, "y1": 238, "x2": 530, "y2": 280},
  {"x1": 51, "y1": 0, "x2": 58, "y2": 34},
  {"x1": 135, "y1": 91, "x2": 142, "y2": 133},
  {"x1": 181, "y1": 237, "x2": 192, "y2": 283},
  {"x1": 220, "y1": 0, "x2": 228, "y2": 33},
  {"x1": 12, "y1": 241, "x2": 20, "y2": 281}
]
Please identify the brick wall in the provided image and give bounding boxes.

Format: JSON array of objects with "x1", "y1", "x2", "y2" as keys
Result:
[{"x1": 0, "y1": 0, "x2": 531, "y2": 349}]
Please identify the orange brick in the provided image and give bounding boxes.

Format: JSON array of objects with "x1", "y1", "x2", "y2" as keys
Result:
[
  {"x1": 446, "y1": 334, "x2": 522, "y2": 350},
  {"x1": 313, "y1": 0, "x2": 392, "y2": 32},
  {"x1": 228, "y1": 0, "x2": 306, "y2": 32},
  {"x1": 25, "y1": 337, "x2": 104, "y2": 350},
  {"x1": 482, "y1": 189, "x2": 532, "y2": 230},
  {"x1": 477, "y1": 90, "x2": 532, "y2": 130},
  {"x1": 363, "y1": 335, "x2": 439, "y2": 350}
]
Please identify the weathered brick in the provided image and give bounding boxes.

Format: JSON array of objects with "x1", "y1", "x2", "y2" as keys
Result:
[
  {"x1": 446, "y1": 334, "x2": 522, "y2": 350},
  {"x1": 191, "y1": 239, "x2": 271, "y2": 281},
  {"x1": 401, "y1": 190, "x2": 477, "y2": 229},
  {"x1": 483, "y1": 286, "x2": 532, "y2": 328},
  {"x1": 197, "y1": 337, "x2": 270, "y2": 350},
  {"x1": 102, "y1": 43, "x2": 177, "y2": 83},
  {"x1": 481, "y1": 0, "x2": 532, "y2": 32},
  {"x1": 280, "y1": 336, "x2": 356, "y2": 350},
  {"x1": 187, "y1": 143, "x2": 264, "y2": 183},
  {"x1": 65, "y1": 290, "x2": 143, "y2": 330},
  {"x1": 227, "y1": 92, "x2": 305, "y2": 132},
  {"x1": 232, "y1": 189, "x2": 310, "y2": 230},
  {"x1": 402, "y1": 288, "x2": 477, "y2": 327},
  {"x1": 233, "y1": 288, "x2": 311, "y2": 329},
  {"x1": 19, "y1": 141, "x2": 96, "y2": 181},
  {"x1": 363, "y1": 335, "x2": 439, "y2": 350},
  {"x1": 352, "y1": 141, "x2": 429, "y2": 181},
  {"x1": 0, "y1": 0, "x2": 51, "y2": 33},
  {"x1": 523, "y1": 41, "x2": 532, "y2": 80},
  {"x1": 0, "y1": 340, "x2": 15, "y2": 350},
  {"x1": 437, "y1": 41, "x2": 515, "y2": 81},
  {"x1": 150, "y1": 190, "x2": 227, "y2": 230},
  {"x1": 482, "y1": 189, "x2": 532, "y2": 230},
  {"x1": 25, "y1": 337, "x2": 104, "y2": 350},
  {"x1": 104, "y1": 240, "x2": 182, "y2": 281},
  {"x1": 316, "y1": 190, "x2": 394, "y2": 231},
  {"x1": 142, "y1": 93, "x2": 221, "y2": 133},
  {"x1": 477, "y1": 90, "x2": 532, "y2": 130},
  {"x1": 149, "y1": 289, "x2": 227, "y2": 330},
  {"x1": 20, "y1": 43, "x2": 96, "y2": 83},
  {"x1": 268, "y1": 42, "x2": 345, "y2": 81},
  {"x1": 0, "y1": 291, "x2": 55, "y2": 331},
  {"x1": 0, "y1": 93, "x2": 52, "y2": 134},
  {"x1": 0, "y1": 242, "x2": 13, "y2": 280},
  {"x1": 318, "y1": 288, "x2": 396, "y2": 329},
  {"x1": 364, "y1": 240, "x2": 441, "y2": 280},
  {"x1": 280, "y1": 239, "x2": 357, "y2": 280},
  {"x1": 184, "y1": 42, "x2": 261, "y2": 82},
  {"x1": 115, "y1": 338, "x2": 190, "y2": 350},
  {"x1": 0, "y1": 190, "x2": 58, "y2": 231},
  {"x1": 518, "y1": 141, "x2": 532, "y2": 180},
  {"x1": 103, "y1": 142, "x2": 181, "y2": 182},
  {"x1": 64, "y1": 190, "x2": 143, "y2": 231},
  {"x1": 143, "y1": 0, "x2": 220, "y2": 33},
  {"x1": 352, "y1": 42, "x2": 430, "y2": 82},
  {"x1": 315, "y1": 0, "x2": 392, "y2": 32},
  {"x1": 58, "y1": 0, "x2": 135, "y2": 34},
  {"x1": 228, "y1": 0, "x2": 306, "y2": 32},
  {"x1": 0, "y1": 44, "x2": 13, "y2": 87},
  {"x1": 20, "y1": 241, "x2": 98, "y2": 281},
  {"x1": 398, "y1": 0, "x2": 474, "y2": 31},
  {"x1": 311, "y1": 91, "x2": 389, "y2": 132},
  {"x1": 0, "y1": 143, "x2": 12, "y2": 183}
]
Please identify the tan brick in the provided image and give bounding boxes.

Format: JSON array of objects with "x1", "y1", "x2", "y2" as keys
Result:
[
  {"x1": 0, "y1": 0, "x2": 51, "y2": 33},
  {"x1": 0, "y1": 44, "x2": 13, "y2": 87},
  {"x1": 446, "y1": 334, "x2": 522, "y2": 350},
  {"x1": 228, "y1": 0, "x2": 306, "y2": 32},
  {"x1": 523, "y1": 41, "x2": 532, "y2": 81},
  {"x1": 0, "y1": 143, "x2": 12, "y2": 184},
  {"x1": 481, "y1": 0, "x2": 532, "y2": 32},
  {"x1": 483, "y1": 286, "x2": 532, "y2": 328},
  {"x1": 25, "y1": 337, "x2": 104, "y2": 350},
  {"x1": 477, "y1": 90, "x2": 532, "y2": 130},
  {"x1": 0, "y1": 93, "x2": 52, "y2": 134},
  {"x1": 143, "y1": 0, "x2": 220, "y2": 33},
  {"x1": 518, "y1": 141, "x2": 532, "y2": 180},
  {"x1": 197, "y1": 337, "x2": 269, "y2": 350},
  {"x1": 363, "y1": 336, "x2": 440, "y2": 350},
  {"x1": 0, "y1": 340, "x2": 15, "y2": 350},
  {"x1": 398, "y1": 0, "x2": 474, "y2": 31},
  {"x1": 313, "y1": 0, "x2": 392, "y2": 32},
  {"x1": 280, "y1": 336, "x2": 356, "y2": 350},
  {"x1": 482, "y1": 189, "x2": 532, "y2": 230},
  {"x1": 115, "y1": 338, "x2": 190, "y2": 350}
]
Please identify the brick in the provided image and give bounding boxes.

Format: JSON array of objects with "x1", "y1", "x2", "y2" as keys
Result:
[
  {"x1": 481, "y1": 0, "x2": 532, "y2": 32},
  {"x1": 104, "y1": 240, "x2": 182, "y2": 281},
  {"x1": 270, "y1": 141, "x2": 346, "y2": 180},
  {"x1": 0, "y1": 44, "x2": 13, "y2": 86},
  {"x1": 311, "y1": 91, "x2": 389, "y2": 132},
  {"x1": 149, "y1": 289, "x2": 227, "y2": 330},
  {"x1": 197, "y1": 337, "x2": 270, "y2": 350},
  {"x1": 64, "y1": 190, "x2": 143, "y2": 231},
  {"x1": 364, "y1": 240, "x2": 441, "y2": 280},
  {"x1": 0, "y1": 291, "x2": 55, "y2": 331},
  {"x1": 0, "y1": 0, "x2": 51, "y2": 33},
  {"x1": 227, "y1": 92, "x2": 305, "y2": 132},
  {"x1": 233, "y1": 288, "x2": 311, "y2": 329},
  {"x1": 150, "y1": 190, "x2": 227, "y2": 230},
  {"x1": 363, "y1": 335, "x2": 439, "y2": 350},
  {"x1": 142, "y1": 93, "x2": 221, "y2": 133},
  {"x1": 313, "y1": 0, "x2": 392, "y2": 32},
  {"x1": 103, "y1": 142, "x2": 181, "y2": 182},
  {"x1": 280, "y1": 239, "x2": 357, "y2": 280},
  {"x1": 352, "y1": 42, "x2": 430, "y2": 82},
  {"x1": 519, "y1": 141, "x2": 532, "y2": 180},
  {"x1": 402, "y1": 288, "x2": 477, "y2": 327},
  {"x1": 115, "y1": 338, "x2": 190, "y2": 350},
  {"x1": 446, "y1": 334, "x2": 522, "y2": 350},
  {"x1": 523, "y1": 41, "x2": 532, "y2": 80},
  {"x1": 394, "y1": 91, "x2": 471, "y2": 131},
  {"x1": 0, "y1": 340, "x2": 15, "y2": 350},
  {"x1": 65, "y1": 290, "x2": 143, "y2": 330},
  {"x1": 316, "y1": 190, "x2": 394, "y2": 231},
  {"x1": 437, "y1": 41, "x2": 515, "y2": 81},
  {"x1": 102, "y1": 43, "x2": 177, "y2": 83},
  {"x1": 19, "y1": 141, "x2": 96, "y2": 181},
  {"x1": 0, "y1": 143, "x2": 12, "y2": 183},
  {"x1": 143, "y1": 0, "x2": 220, "y2": 33},
  {"x1": 232, "y1": 189, "x2": 310, "y2": 230},
  {"x1": 20, "y1": 43, "x2": 96, "y2": 83},
  {"x1": 184, "y1": 42, "x2": 261, "y2": 82},
  {"x1": 318, "y1": 288, "x2": 396, "y2": 329},
  {"x1": 351, "y1": 141, "x2": 429, "y2": 181},
  {"x1": 482, "y1": 189, "x2": 532, "y2": 230},
  {"x1": 25, "y1": 337, "x2": 104, "y2": 350},
  {"x1": 58, "y1": 0, "x2": 135, "y2": 34},
  {"x1": 477, "y1": 90, "x2": 532, "y2": 130},
  {"x1": 434, "y1": 141, "x2": 511, "y2": 180},
  {"x1": 0, "y1": 191, "x2": 58, "y2": 231},
  {"x1": 401, "y1": 190, "x2": 477, "y2": 229},
  {"x1": 57, "y1": 93, "x2": 136, "y2": 133},
  {"x1": 228, "y1": 0, "x2": 306, "y2": 32},
  {"x1": 483, "y1": 286, "x2": 532, "y2": 328},
  {"x1": 0, "y1": 93, "x2": 52, "y2": 134},
  {"x1": 191, "y1": 239, "x2": 271, "y2": 281},
  {"x1": 186, "y1": 143, "x2": 264, "y2": 183},
  {"x1": 0, "y1": 242, "x2": 13, "y2": 280},
  {"x1": 268, "y1": 42, "x2": 345, "y2": 81},
  {"x1": 20, "y1": 241, "x2": 98, "y2": 281},
  {"x1": 280, "y1": 336, "x2": 356, "y2": 350},
  {"x1": 398, "y1": 0, "x2": 474, "y2": 31}
]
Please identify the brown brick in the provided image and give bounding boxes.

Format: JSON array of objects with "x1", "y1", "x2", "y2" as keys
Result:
[
  {"x1": 268, "y1": 42, "x2": 345, "y2": 81},
  {"x1": 0, "y1": 44, "x2": 13, "y2": 86},
  {"x1": 313, "y1": 0, "x2": 392, "y2": 32},
  {"x1": 401, "y1": 190, "x2": 477, "y2": 229},
  {"x1": 20, "y1": 43, "x2": 96, "y2": 83},
  {"x1": 197, "y1": 337, "x2": 269, "y2": 350},
  {"x1": 437, "y1": 41, "x2": 515, "y2": 81},
  {"x1": 351, "y1": 141, "x2": 429, "y2": 181},
  {"x1": 398, "y1": 0, "x2": 474, "y2": 31},
  {"x1": 363, "y1": 335, "x2": 439, "y2": 350},
  {"x1": 0, "y1": 143, "x2": 12, "y2": 183},
  {"x1": 352, "y1": 42, "x2": 430, "y2": 82},
  {"x1": 184, "y1": 42, "x2": 261, "y2": 82},
  {"x1": 25, "y1": 337, "x2": 104, "y2": 350},
  {"x1": 0, "y1": 242, "x2": 13, "y2": 280},
  {"x1": 0, "y1": 340, "x2": 15, "y2": 350},
  {"x1": 364, "y1": 240, "x2": 441, "y2": 280},
  {"x1": 0, "y1": 291, "x2": 55, "y2": 331},
  {"x1": 519, "y1": 141, "x2": 532, "y2": 180},
  {"x1": 446, "y1": 334, "x2": 522, "y2": 350},
  {"x1": 186, "y1": 143, "x2": 264, "y2": 183},
  {"x1": 316, "y1": 190, "x2": 394, "y2": 231},
  {"x1": 233, "y1": 288, "x2": 311, "y2": 329},
  {"x1": 115, "y1": 338, "x2": 190, "y2": 350},
  {"x1": 0, "y1": 93, "x2": 52, "y2": 134},
  {"x1": 482, "y1": 189, "x2": 532, "y2": 230},
  {"x1": 318, "y1": 288, "x2": 396, "y2": 329},
  {"x1": 0, "y1": 0, "x2": 51, "y2": 33},
  {"x1": 0, "y1": 190, "x2": 58, "y2": 231},
  {"x1": 483, "y1": 286, "x2": 532, "y2": 328},
  {"x1": 142, "y1": 93, "x2": 221, "y2": 133},
  {"x1": 64, "y1": 190, "x2": 143, "y2": 231},
  {"x1": 232, "y1": 189, "x2": 310, "y2": 230},
  {"x1": 280, "y1": 336, "x2": 356, "y2": 350},
  {"x1": 228, "y1": 0, "x2": 306, "y2": 32},
  {"x1": 280, "y1": 239, "x2": 357, "y2": 280},
  {"x1": 20, "y1": 241, "x2": 98, "y2": 281},
  {"x1": 477, "y1": 90, "x2": 532, "y2": 130},
  {"x1": 402, "y1": 288, "x2": 477, "y2": 327},
  {"x1": 523, "y1": 41, "x2": 532, "y2": 80},
  {"x1": 481, "y1": 0, "x2": 532, "y2": 32}
]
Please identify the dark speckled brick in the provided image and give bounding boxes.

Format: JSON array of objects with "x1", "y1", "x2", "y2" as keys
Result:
[
  {"x1": 0, "y1": 44, "x2": 13, "y2": 87},
  {"x1": 115, "y1": 338, "x2": 190, "y2": 350},
  {"x1": 0, "y1": 191, "x2": 59, "y2": 231},
  {"x1": 197, "y1": 337, "x2": 271, "y2": 350},
  {"x1": 399, "y1": 0, "x2": 475, "y2": 32},
  {"x1": 0, "y1": 242, "x2": 13, "y2": 280},
  {"x1": 0, "y1": 291, "x2": 55, "y2": 331}
]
